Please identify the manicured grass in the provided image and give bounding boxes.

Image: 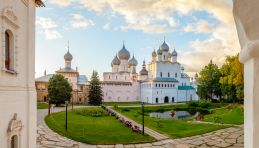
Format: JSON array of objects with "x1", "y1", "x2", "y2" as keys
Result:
[
  {"x1": 115, "y1": 104, "x2": 229, "y2": 138},
  {"x1": 45, "y1": 107, "x2": 155, "y2": 144},
  {"x1": 103, "y1": 102, "x2": 142, "y2": 106},
  {"x1": 37, "y1": 102, "x2": 49, "y2": 109},
  {"x1": 204, "y1": 104, "x2": 244, "y2": 125}
]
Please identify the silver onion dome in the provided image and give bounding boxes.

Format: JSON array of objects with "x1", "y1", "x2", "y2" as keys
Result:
[
  {"x1": 129, "y1": 55, "x2": 138, "y2": 66},
  {"x1": 157, "y1": 48, "x2": 162, "y2": 55},
  {"x1": 152, "y1": 50, "x2": 157, "y2": 57},
  {"x1": 160, "y1": 41, "x2": 169, "y2": 52},
  {"x1": 111, "y1": 55, "x2": 121, "y2": 65},
  {"x1": 118, "y1": 43, "x2": 130, "y2": 60},
  {"x1": 64, "y1": 50, "x2": 73, "y2": 61},
  {"x1": 172, "y1": 49, "x2": 178, "y2": 56}
]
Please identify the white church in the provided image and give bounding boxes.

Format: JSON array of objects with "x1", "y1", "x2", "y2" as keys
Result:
[{"x1": 101, "y1": 40, "x2": 199, "y2": 104}]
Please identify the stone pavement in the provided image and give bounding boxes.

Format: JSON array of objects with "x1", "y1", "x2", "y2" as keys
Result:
[{"x1": 37, "y1": 107, "x2": 244, "y2": 148}]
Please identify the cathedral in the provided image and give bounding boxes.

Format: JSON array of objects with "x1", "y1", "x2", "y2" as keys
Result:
[{"x1": 101, "y1": 39, "x2": 199, "y2": 103}]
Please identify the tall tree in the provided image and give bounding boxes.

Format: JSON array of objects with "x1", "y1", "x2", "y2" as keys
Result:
[
  {"x1": 47, "y1": 74, "x2": 72, "y2": 106},
  {"x1": 197, "y1": 60, "x2": 221, "y2": 100},
  {"x1": 88, "y1": 71, "x2": 103, "y2": 105},
  {"x1": 220, "y1": 55, "x2": 244, "y2": 102}
]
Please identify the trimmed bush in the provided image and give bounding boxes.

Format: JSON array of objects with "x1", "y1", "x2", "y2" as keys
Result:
[{"x1": 76, "y1": 109, "x2": 108, "y2": 117}]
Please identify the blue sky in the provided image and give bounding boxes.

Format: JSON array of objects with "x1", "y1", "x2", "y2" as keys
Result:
[{"x1": 36, "y1": 0, "x2": 240, "y2": 78}]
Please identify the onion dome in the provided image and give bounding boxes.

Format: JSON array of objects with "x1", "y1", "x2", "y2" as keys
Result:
[
  {"x1": 172, "y1": 49, "x2": 178, "y2": 56},
  {"x1": 111, "y1": 55, "x2": 121, "y2": 66},
  {"x1": 160, "y1": 41, "x2": 169, "y2": 52},
  {"x1": 140, "y1": 60, "x2": 148, "y2": 75},
  {"x1": 118, "y1": 43, "x2": 130, "y2": 60},
  {"x1": 129, "y1": 55, "x2": 138, "y2": 66},
  {"x1": 157, "y1": 48, "x2": 162, "y2": 55},
  {"x1": 152, "y1": 50, "x2": 157, "y2": 57},
  {"x1": 64, "y1": 50, "x2": 73, "y2": 61},
  {"x1": 168, "y1": 52, "x2": 172, "y2": 58}
]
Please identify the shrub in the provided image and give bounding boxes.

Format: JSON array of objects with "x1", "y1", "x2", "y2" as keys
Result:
[
  {"x1": 76, "y1": 109, "x2": 108, "y2": 117},
  {"x1": 122, "y1": 108, "x2": 130, "y2": 112},
  {"x1": 198, "y1": 100, "x2": 213, "y2": 109},
  {"x1": 114, "y1": 105, "x2": 118, "y2": 109},
  {"x1": 187, "y1": 101, "x2": 199, "y2": 108}
]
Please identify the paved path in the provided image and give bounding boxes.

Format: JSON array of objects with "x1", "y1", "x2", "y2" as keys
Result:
[{"x1": 37, "y1": 106, "x2": 244, "y2": 148}]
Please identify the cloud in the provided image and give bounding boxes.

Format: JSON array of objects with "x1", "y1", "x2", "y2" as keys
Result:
[
  {"x1": 48, "y1": 0, "x2": 71, "y2": 7},
  {"x1": 69, "y1": 14, "x2": 94, "y2": 29},
  {"x1": 183, "y1": 20, "x2": 216, "y2": 34},
  {"x1": 179, "y1": 23, "x2": 240, "y2": 72},
  {"x1": 120, "y1": 24, "x2": 173, "y2": 34},
  {"x1": 103, "y1": 23, "x2": 110, "y2": 30},
  {"x1": 36, "y1": 17, "x2": 62, "y2": 40}
]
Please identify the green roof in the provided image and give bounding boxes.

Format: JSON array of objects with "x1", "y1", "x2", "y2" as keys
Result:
[{"x1": 178, "y1": 85, "x2": 195, "y2": 90}]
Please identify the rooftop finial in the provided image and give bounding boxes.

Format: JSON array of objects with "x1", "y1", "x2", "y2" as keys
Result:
[
  {"x1": 67, "y1": 40, "x2": 70, "y2": 52},
  {"x1": 44, "y1": 69, "x2": 46, "y2": 76},
  {"x1": 123, "y1": 40, "x2": 125, "y2": 46},
  {"x1": 164, "y1": 35, "x2": 166, "y2": 42}
]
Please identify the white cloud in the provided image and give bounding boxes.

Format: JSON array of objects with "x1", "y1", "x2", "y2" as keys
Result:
[
  {"x1": 36, "y1": 17, "x2": 62, "y2": 40},
  {"x1": 103, "y1": 23, "x2": 110, "y2": 30},
  {"x1": 70, "y1": 14, "x2": 94, "y2": 29},
  {"x1": 183, "y1": 20, "x2": 216, "y2": 34},
  {"x1": 48, "y1": 0, "x2": 71, "y2": 7}
]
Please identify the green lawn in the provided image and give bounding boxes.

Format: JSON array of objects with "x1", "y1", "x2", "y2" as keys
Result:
[
  {"x1": 45, "y1": 107, "x2": 155, "y2": 144},
  {"x1": 204, "y1": 104, "x2": 244, "y2": 125},
  {"x1": 37, "y1": 102, "x2": 49, "y2": 109},
  {"x1": 115, "y1": 104, "x2": 229, "y2": 138},
  {"x1": 103, "y1": 102, "x2": 142, "y2": 106}
]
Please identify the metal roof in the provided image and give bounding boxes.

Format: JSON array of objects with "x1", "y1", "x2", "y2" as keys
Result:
[
  {"x1": 178, "y1": 85, "x2": 195, "y2": 90},
  {"x1": 77, "y1": 75, "x2": 88, "y2": 84},
  {"x1": 56, "y1": 67, "x2": 78, "y2": 73},
  {"x1": 35, "y1": 74, "x2": 54, "y2": 82}
]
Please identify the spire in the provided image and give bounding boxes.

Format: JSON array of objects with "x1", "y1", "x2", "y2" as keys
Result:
[
  {"x1": 164, "y1": 35, "x2": 166, "y2": 43},
  {"x1": 123, "y1": 40, "x2": 125, "y2": 48},
  {"x1": 44, "y1": 69, "x2": 46, "y2": 76},
  {"x1": 67, "y1": 40, "x2": 70, "y2": 52}
]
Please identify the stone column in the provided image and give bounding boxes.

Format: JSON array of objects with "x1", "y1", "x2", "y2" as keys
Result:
[{"x1": 233, "y1": 0, "x2": 259, "y2": 147}]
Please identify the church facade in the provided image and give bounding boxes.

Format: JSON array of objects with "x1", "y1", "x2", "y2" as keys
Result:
[
  {"x1": 0, "y1": 0, "x2": 44, "y2": 148},
  {"x1": 35, "y1": 47, "x2": 89, "y2": 104},
  {"x1": 101, "y1": 40, "x2": 199, "y2": 103}
]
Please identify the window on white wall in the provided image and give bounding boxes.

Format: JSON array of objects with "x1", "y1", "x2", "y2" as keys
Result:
[
  {"x1": 5, "y1": 30, "x2": 14, "y2": 71},
  {"x1": 160, "y1": 72, "x2": 162, "y2": 77}
]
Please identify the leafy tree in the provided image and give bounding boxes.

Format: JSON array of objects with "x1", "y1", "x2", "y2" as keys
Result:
[
  {"x1": 88, "y1": 71, "x2": 103, "y2": 106},
  {"x1": 197, "y1": 60, "x2": 222, "y2": 100},
  {"x1": 47, "y1": 74, "x2": 72, "y2": 106},
  {"x1": 219, "y1": 55, "x2": 244, "y2": 102}
]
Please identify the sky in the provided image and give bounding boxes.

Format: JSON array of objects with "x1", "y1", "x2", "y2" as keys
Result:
[{"x1": 36, "y1": 0, "x2": 240, "y2": 79}]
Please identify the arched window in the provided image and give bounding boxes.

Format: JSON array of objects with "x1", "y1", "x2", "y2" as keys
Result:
[
  {"x1": 160, "y1": 72, "x2": 162, "y2": 77},
  {"x1": 168, "y1": 72, "x2": 170, "y2": 77},
  {"x1": 11, "y1": 135, "x2": 18, "y2": 148},
  {"x1": 159, "y1": 84, "x2": 161, "y2": 87},
  {"x1": 175, "y1": 73, "x2": 177, "y2": 78},
  {"x1": 5, "y1": 30, "x2": 14, "y2": 70}
]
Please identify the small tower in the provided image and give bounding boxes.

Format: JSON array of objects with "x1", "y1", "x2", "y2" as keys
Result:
[
  {"x1": 129, "y1": 55, "x2": 138, "y2": 81},
  {"x1": 152, "y1": 49, "x2": 157, "y2": 62},
  {"x1": 111, "y1": 55, "x2": 121, "y2": 72},
  {"x1": 172, "y1": 48, "x2": 178, "y2": 63},
  {"x1": 64, "y1": 41, "x2": 73, "y2": 69},
  {"x1": 139, "y1": 60, "x2": 148, "y2": 81}
]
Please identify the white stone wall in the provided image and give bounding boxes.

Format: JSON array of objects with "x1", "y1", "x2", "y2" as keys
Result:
[
  {"x1": 0, "y1": 0, "x2": 36, "y2": 148},
  {"x1": 102, "y1": 82, "x2": 140, "y2": 102}
]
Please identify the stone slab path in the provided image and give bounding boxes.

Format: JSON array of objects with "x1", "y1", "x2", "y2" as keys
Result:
[{"x1": 37, "y1": 107, "x2": 244, "y2": 148}]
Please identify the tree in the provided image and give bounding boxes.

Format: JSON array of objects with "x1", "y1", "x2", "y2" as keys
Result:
[
  {"x1": 197, "y1": 60, "x2": 222, "y2": 100},
  {"x1": 88, "y1": 71, "x2": 103, "y2": 105},
  {"x1": 47, "y1": 74, "x2": 72, "y2": 106},
  {"x1": 219, "y1": 55, "x2": 244, "y2": 102}
]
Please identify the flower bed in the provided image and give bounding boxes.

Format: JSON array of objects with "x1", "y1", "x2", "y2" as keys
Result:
[{"x1": 102, "y1": 105, "x2": 142, "y2": 134}]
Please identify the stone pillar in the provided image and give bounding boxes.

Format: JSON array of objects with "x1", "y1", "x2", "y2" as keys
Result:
[{"x1": 233, "y1": 0, "x2": 259, "y2": 147}]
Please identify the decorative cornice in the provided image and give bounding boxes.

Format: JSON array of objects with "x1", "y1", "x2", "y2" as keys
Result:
[{"x1": 2, "y1": 8, "x2": 19, "y2": 28}]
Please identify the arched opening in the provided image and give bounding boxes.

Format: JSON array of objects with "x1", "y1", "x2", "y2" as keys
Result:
[
  {"x1": 156, "y1": 98, "x2": 158, "y2": 103},
  {"x1": 5, "y1": 30, "x2": 14, "y2": 71},
  {"x1": 172, "y1": 97, "x2": 174, "y2": 102},
  {"x1": 44, "y1": 96, "x2": 47, "y2": 102},
  {"x1": 11, "y1": 135, "x2": 18, "y2": 148},
  {"x1": 164, "y1": 96, "x2": 169, "y2": 103}
]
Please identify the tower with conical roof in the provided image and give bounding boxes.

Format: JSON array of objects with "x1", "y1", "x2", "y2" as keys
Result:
[{"x1": 64, "y1": 41, "x2": 73, "y2": 69}]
